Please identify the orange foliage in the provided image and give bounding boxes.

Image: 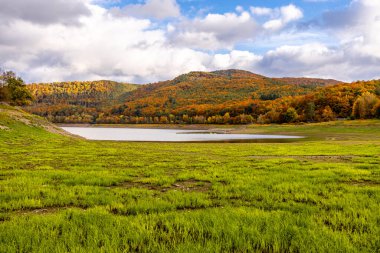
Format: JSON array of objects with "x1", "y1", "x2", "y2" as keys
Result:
[{"x1": 23, "y1": 70, "x2": 380, "y2": 124}]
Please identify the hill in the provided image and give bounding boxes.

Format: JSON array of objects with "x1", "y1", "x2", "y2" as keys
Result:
[
  {"x1": 117, "y1": 70, "x2": 339, "y2": 117},
  {"x1": 105, "y1": 72, "x2": 378, "y2": 124},
  {"x1": 22, "y1": 70, "x2": 380, "y2": 124},
  {"x1": 25, "y1": 80, "x2": 138, "y2": 123},
  {"x1": 273, "y1": 77, "x2": 341, "y2": 87},
  {"x1": 0, "y1": 103, "x2": 72, "y2": 138}
]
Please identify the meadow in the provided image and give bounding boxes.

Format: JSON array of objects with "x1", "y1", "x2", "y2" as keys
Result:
[{"x1": 0, "y1": 105, "x2": 379, "y2": 252}]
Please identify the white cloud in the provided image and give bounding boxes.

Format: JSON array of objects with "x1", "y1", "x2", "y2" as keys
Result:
[
  {"x1": 258, "y1": 4, "x2": 303, "y2": 31},
  {"x1": 0, "y1": 4, "x2": 208, "y2": 83},
  {"x1": 246, "y1": 0, "x2": 380, "y2": 81},
  {"x1": 263, "y1": 20, "x2": 284, "y2": 30},
  {"x1": 258, "y1": 44, "x2": 342, "y2": 76},
  {"x1": 111, "y1": 0, "x2": 180, "y2": 19},
  {"x1": 315, "y1": 0, "x2": 380, "y2": 79},
  {"x1": 322, "y1": 0, "x2": 380, "y2": 58},
  {"x1": 235, "y1": 6, "x2": 244, "y2": 13},
  {"x1": 211, "y1": 51, "x2": 262, "y2": 70},
  {"x1": 281, "y1": 5, "x2": 303, "y2": 23},
  {"x1": 0, "y1": 0, "x2": 379, "y2": 84},
  {"x1": 0, "y1": 0, "x2": 90, "y2": 25},
  {"x1": 255, "y1": 42, "x2": 380, "y2": 82},
  {"x1": 91, "y1": 0, "x2": 121, "y2": 4},
  {"x1": 169, "y1": 11, "x2": 257, "y2": 50},
  {"x1": 250, "y1": 7, "x2": 272, "y2": 16}
]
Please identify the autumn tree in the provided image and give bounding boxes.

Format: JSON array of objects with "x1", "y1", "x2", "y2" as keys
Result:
[
  {"x1": 372, "y1": 101, "x2": 380, "y2": 118},
  {"x1": 321, "y1": 106, "x2": 335, "y2": 121},
  {"x1": 266, "y1": 110, "x2": 281, "y2": 123},
  {"x1": 159, "y1": 116, "x2": 169, "y2": 124},
  {"x1": 0, "y1": 70, "x2": 33, "y2": 105},
  {"x1": 223, "y1": 112, "x2": 230, "y2": 124},
  {"x1": 283, "y1": 107, "x2": 298, "y2": 123},
  {"x1": 256, "y1": 114, "x2": 267, "y2": 124},
  {"x1": 352, "y1": 92, "x2": 379, "y2": 119},
  {"x1": 182, "y1": 114, "x2": 189, "y2": 123}
]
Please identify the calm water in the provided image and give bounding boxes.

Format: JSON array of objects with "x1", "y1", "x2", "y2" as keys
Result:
[{"x1": 61, "y1": 127, "x2": 303, "y2": 143}]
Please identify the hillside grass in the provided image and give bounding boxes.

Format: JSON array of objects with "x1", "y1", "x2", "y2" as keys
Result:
[{"x1": 0, "y1": 105, "x2": 379, "y2": 252}]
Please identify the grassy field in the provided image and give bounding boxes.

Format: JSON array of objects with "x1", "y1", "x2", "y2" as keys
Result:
[{"x1": 0, "y1": 104, "x2": 379, "y2": 252}]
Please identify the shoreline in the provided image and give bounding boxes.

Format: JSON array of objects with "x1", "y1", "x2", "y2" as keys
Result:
[{"x1": 57, "y1": 123, "x2": 242, "y2": 132}]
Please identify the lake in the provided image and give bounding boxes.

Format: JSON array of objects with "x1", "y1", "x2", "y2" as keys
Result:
[{"x1": 61, "y1": 127, "x2": 303, "y2": 143}]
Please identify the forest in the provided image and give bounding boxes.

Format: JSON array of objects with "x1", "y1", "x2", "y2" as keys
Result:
[
  {"x1": 25, "y1": 80, "x2": 137, "y2": 123},
  {"x1": 22, "y1": 69, "x2": 380, "y2": 124}
]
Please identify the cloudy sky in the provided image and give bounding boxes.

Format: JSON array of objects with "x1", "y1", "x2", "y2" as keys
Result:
[{"x1": 0, "y1": 0, "x2": 379, "y2": 83}]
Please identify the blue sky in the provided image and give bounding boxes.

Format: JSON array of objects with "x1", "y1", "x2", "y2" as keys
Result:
[
  {"x1": 108, "y1": 0, "x2": 348, "y2": 15},
  {"x1": 105, "y1": 0, "x2": 350, "y2": 19},
  {"x1": 0, "y1": 0, "x2": 379, "y2": 83}
]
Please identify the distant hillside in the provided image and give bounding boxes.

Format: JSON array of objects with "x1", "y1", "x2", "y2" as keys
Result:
[
  {"x1": 274, "y1": 77, "x2": 341, "y2": 87},
  {"x1": 22, "y1": 70, "x2": 380, "y2": 124},
  {"x1": 25, "y1": 80, "x2": 138, "y2": 123},
  {"x1": 118, "y1": 70, "x2": 339, "y2": 117},
  {"x1": 106, "y1": 71, "x2": 378, "y2": 124}
]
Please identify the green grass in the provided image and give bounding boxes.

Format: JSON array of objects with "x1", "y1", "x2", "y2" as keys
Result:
[{"x1": 0, "y1": 105, "x2": 379, "y2": 252}]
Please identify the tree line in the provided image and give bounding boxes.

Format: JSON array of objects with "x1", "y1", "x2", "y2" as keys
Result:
[{"x1": 26, "y1": 80, "x2": 380, "y2": 124}]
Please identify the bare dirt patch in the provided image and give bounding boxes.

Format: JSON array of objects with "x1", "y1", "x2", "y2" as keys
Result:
[
  {"x1": 114, "y1": 179, "x2": 212, "y2": 192},
  {"x1": 14, "y1": 206, "x2": 84, "y2": 216},
  {"x1": 342, "y1": 180, "x2": 380, "y2": 187},
  {"x1": 172, "y1": 179, "x2": 212, "y2": 192},
  {"x1": 249, "y1": 155, "x2": 356, "y2": 162}
]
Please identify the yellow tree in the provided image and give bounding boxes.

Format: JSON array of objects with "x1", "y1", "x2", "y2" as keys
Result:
[
  {"x1": 321, "y1": 106, "x2": 335, "y2": 121},
  {"x1": 352, "y1": 92, "x2": 379, "y2": 119}
]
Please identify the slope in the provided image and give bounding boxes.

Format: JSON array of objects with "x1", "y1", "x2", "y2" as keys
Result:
[
  {"x1": 0, "y1": 103, "x2": 73, "y2": 140},
  {"x1": 24, "y1": 80, "x2": 138, "y2": 123},
  {"x1": 117, "y1": 69, "x2": 340, "y2": 117}
]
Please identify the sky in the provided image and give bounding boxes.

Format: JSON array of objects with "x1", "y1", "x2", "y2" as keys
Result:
[{"x1": 0, "y1": 0, "x2": 379, "y2": 83}]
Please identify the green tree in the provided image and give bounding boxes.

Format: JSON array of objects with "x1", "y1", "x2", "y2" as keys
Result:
[
  {"x1": 169, "y1": 114, "x2": 176, "y2": 123},
  {"x1": 283, "y1": 107, "x2": 298, "y2": 123},
  {"x1": 305, "y1": 102, "x2": 315, "y2": 122},
  {"x1": 0, "y1": 70, "x2": 33, "y2": 105}
]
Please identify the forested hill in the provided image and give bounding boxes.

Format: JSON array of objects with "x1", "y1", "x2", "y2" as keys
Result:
[
  {"x1": 123, "y1": 70, "x2": 339, "y2": 106},
  {"x1": 273, "y1": 77, "x2": 341, "y2": 87},
  {"x1": 28, "y1": 80, "x2": 137, "y2": 105},
  {"x1": 25, "y1": 80, "x2": 138, "y2": 123},
  {"x1": 118, "y1": 70, "x2": 340, "y2": 118},
  {"x1": 23, "y1": 70, "x2": 380, "y2": 124}
]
